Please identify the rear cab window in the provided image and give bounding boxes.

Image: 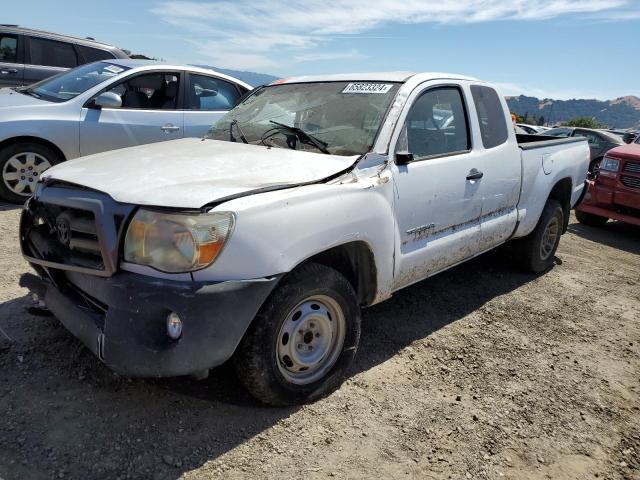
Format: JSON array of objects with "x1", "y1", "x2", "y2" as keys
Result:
[
  {"x1": 471, "y1": 85, "x2": 509, "y2": 149},
  {"x1": 27, "y1": 36, "x2": 78, "y2": 68}
]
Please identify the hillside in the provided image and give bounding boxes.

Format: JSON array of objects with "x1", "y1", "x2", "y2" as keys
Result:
[
  {"x1": 193, "y1": 65, "x2": 279, "y2": 86},
  {"x1": 506, "y1": 95, "x2": 640, "y2": 129}
]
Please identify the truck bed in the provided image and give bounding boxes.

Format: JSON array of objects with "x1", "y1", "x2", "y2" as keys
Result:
[
  {"x1": 516, "y1": 133, "x2": 586, "y2": 150},
  {"x1": 514, "y1": 133, "x2": 590, "y2": 238}
]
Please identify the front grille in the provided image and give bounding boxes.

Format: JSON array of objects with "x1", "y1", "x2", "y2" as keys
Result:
[
  {"x1": 623, "y1": 162, "x2": 640, "y2": 174},
  {"x1": 24, "y1": 201, "x2": 105, "y2": 271},
  {"x1": 20, "y1": 185, "x2": 135, "y2": 277},
  {"x1": 621, "y1": 175, "x2": 640, "y2": 189}
]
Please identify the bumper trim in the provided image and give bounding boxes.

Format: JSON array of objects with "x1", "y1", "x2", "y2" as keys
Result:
[{"x1": 21, "y1": 270, "x2": 281, "y2": 377}]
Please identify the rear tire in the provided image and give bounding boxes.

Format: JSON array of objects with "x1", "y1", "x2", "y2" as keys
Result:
[
  {"x1": 234, "y1": 263, "x2": 361, "y2": 406},
  {"x1": 575, "y1": 209, "x2": 608, "y2": 227},
  {"x1": 516, "y1": 199, "x2": 564, "y2": 273},
  {"x1": 0, "y1": 142, "x2": 61, "y2": 204}
]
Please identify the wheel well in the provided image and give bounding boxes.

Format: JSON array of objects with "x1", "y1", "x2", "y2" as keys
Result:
[
  {"x1": 301, "y1": 241, "x2": 377, "y2": 307},
  {"x1": 0, "y1": 136, "x2": 66, "y2": 162},
  {"x1": 548, "y1": 177, "x2": 572, "y2": 233}
]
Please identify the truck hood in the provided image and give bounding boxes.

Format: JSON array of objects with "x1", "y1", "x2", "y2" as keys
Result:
[
  {"x1": 0, "y1": 87, "x2": 50, "y2": 109},
  {"x1": 42, "y1": 138, "x2": 359, "y2": 208}
]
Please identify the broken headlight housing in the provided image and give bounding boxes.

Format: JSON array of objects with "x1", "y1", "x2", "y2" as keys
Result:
[{"x1": 123, "y1": 210, "x2": 234, "y2": 273}]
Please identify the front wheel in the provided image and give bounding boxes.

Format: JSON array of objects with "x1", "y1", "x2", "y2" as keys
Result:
[
  {"x1": 0, "y1": 142, "x2": 61, "y2": 203},
  {"x1": 234, "y1": 263, "x2": 361, "y2": 406},
  {"x1": 516, "y1": 199, "x2": 564, "y2": 273}
]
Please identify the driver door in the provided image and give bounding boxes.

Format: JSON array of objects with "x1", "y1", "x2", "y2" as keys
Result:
[
  {"x1": 390, "y1": 83, "x2": 484, "y2": 290},
  {"x1": 80, "y1": 71, "x2": 184, "y2": 156}
]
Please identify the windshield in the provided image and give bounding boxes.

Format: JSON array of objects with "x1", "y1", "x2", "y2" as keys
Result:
[
  {"x1": 25, "y1": 62, "x2": 130, "y2": 102},
  {"x1": 209, "y1": 81, "x2": 401, "y2": 156}
]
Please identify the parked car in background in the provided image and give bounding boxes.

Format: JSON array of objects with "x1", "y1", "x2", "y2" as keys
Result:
[
  {"x1": 608, "y1": 129, "x2": 639, "y2": 144},
  {"x1": 0, "y1": 25, "x2": 129, "y2": 87},
  {"x1": 516, "y1": 123, "x2": 546, "y2": 134},
  {"x1": 542, "y1": 127, "x2": 624, "y2": 174},
  {"x1": 576, "y1": 143, "x2": 640, "y2": 227},
  {"x1": 19, "y1": 72, "x2": 589, "y2": 405},
  {"x1": 0, "y1": 60, "x2": 251, "y2": 202}
]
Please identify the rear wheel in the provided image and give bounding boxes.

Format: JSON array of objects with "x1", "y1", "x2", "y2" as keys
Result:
[
  {"x1": 234, "y1": 263, "x2": 361, "y2": 406},
  {"x1": 575, "y1": 209, "x2": 608, "y2": 227},
  {"x1": 516, "y1": 199, "x2": 564, "y2": 273},
  {"x1": 0, "y1": 142, "x2": 61, "y2": 203}
]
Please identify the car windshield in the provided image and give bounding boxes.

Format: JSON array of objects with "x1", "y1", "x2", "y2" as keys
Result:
[
  {"x1": 208, "y1": 81, "x2": 401, "y2": 156},
  {"x1": 25, "y1": 62, "x2": 130, "y2": 102}
]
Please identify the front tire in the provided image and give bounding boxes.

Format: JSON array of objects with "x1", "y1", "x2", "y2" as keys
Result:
[
  {"x1": 517, "y1": 199, "x2": 564, "y2": 273},
  {"x1": 234, "y1": 263, "x2": 361, "y2": 406},
  {"x1": 0, "y1": 142, "x2": 61, "y2": 203},
  {"x1": 575, "y1": 209, "x2": 608, "y2": 227}
]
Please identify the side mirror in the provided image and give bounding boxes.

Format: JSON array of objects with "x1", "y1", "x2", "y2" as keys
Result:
[
  {"x1": 395, "y1": 152, "x2": 414, "y2": 165},
  {"x1": 93, "y1": 91, "x2": 122, "y2": 109}
]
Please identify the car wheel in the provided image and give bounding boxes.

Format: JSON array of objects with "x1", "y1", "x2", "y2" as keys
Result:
[
  {"x1": 575, "y1": 209, "x2": 608, "y2": 227},
  {"x1": 517, "y1": 199, "x2": 564, "y2": 273},
  {"x1": 0, "y1": 143, "x2": 61, "y2": 204},
  {"x1": 234, "y1": 263, "x2": 361, "y2": 406},
  {"x1": 588, "y1": 157, "x2": 602, "y2": 176}
]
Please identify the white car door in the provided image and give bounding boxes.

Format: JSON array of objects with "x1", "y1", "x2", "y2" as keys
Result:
[
  {"x1": 183, "y1": 73, "x2": 243, "y2": 138},
  {"x1": 468, "y1": 85, "x2": 520, "y2": 251},
  {"x1": 80, "y1": 71, "x2": 184, "y2": 156},
  {"x1": 390, "y1": 82, "x2": 485, "y2": 291}
]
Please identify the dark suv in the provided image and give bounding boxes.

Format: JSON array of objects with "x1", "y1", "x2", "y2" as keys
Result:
[{"x1": 0, "y1": 25, "x2": 129, "y2": 87}]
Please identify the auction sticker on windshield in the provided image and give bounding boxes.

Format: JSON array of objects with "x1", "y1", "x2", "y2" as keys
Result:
[{"x1": 342, "y1": 83, "x2": 394, "y2": 94}]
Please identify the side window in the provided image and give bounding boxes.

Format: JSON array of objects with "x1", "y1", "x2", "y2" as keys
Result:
[
  {"x1": 188, "y1": 74, "x2": 240, "y2": 110},
  {"x1": 105, "y1": 72, "x2": 180, "y2": 110},
  {"x1": 574, "y1": 131, "x2": 601, "y2": 147},
  {"x1": 78, "y1": 45, "x2": 115, "y2": 63},
  {"x1": 0, "y1": 34, "x2": 18, "y2": 63},
  {"x1": 471, "y1": 85, "x2": 509, "y2": 149},
  {"x1": 398, "y1": 86, "x2": 470, "y2": 159},
  {"x1": 28, "y1": 37, "x2": 77, "y2": 68}
]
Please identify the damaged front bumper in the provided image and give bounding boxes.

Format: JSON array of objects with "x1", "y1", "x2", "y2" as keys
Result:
[{"x1": 20, "y1": 270, "x2": 279, "y2": 377}]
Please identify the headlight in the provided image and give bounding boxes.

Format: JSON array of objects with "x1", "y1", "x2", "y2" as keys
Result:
[
  {"x1": 123, "y1": 210, "x2": 234, "y2": 273},
  {"x1": 600, "y1": 156, "x2": 620, "y2": 172}
]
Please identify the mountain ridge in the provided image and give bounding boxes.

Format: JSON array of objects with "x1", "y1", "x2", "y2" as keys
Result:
[
  {"x1": 193, "y1": 65, "x2": 279, "y2": 87},
  {"x1": 506, "y1": 95, "x2": 640, "y2": 129}
]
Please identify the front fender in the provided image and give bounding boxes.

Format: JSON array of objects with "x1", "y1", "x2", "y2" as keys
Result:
[{"x1": 192, "y1": 176, "x2": 396, "y2": 303}]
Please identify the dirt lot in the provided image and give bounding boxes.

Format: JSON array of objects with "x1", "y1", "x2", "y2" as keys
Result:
[{"x1": 0, "y1": 204, "x2": 638, "y2": 480}]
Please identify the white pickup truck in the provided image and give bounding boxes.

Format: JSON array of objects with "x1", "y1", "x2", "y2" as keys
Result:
[{"x1": 19, "y1": 72, "x2": 589, "y2": 405}]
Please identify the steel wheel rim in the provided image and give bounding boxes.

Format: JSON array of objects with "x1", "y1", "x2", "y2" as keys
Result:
[
  {"x1": 540, "y1": 216, "x2": 560, "y2": 261},
  {"x1": 276, "y1": 295, "x2": 346, "y2": 385},
  {"x1": 2, "y1": 152, "x2": 51, "y2": 196}
]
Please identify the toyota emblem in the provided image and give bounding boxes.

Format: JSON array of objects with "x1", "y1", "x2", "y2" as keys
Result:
[{"x1": 56, "y1": 217, "x2": 71, "y2": 246}]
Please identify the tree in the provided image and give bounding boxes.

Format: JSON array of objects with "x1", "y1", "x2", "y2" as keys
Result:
[
  {"x1": 563, "y1": 117, "x2": 608, "y2": 129},
  {"x1": 537, "y1": 116, "x2": 545, "y2": 126}
]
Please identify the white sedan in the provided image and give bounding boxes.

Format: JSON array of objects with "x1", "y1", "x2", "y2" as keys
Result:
[{"x1": 0, "y1": 60, "x2": 252, "y2": 202}]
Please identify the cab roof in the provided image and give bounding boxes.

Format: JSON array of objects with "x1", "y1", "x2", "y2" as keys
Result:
[{"x1": 272, "y1": 72, "x2": 478, "y2": 85}]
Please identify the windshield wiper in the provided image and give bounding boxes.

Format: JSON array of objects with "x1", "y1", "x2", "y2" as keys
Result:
[
  {"x1": 14, "y1": 87, "x2": 41, "y2": 99},
  {"x1": 269, "y1": 120, "x2": 330, "y2": 154},
  {"x1": 229, "y1": 119, "x2": 248, "y2": 144}
]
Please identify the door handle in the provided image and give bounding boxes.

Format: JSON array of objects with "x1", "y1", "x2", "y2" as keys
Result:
[
  {"x1": 160, "y1": 124, "x2": 180, "y2": 132},
  {"x1": 1, "y1": 69, "x2": 18, "y2": 75},
  {"x1": 466, "y1": 168, "x2": 484, "y2": 180}
]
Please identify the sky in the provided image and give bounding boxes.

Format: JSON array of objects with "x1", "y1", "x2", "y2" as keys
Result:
[{"x1": 5, "y1": 0, "x2": 640, "y2": 100}]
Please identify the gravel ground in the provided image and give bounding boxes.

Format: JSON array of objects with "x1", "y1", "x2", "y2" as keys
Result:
[{"x1": 0, "y1": 204, "x2": 638, "y2": 480}]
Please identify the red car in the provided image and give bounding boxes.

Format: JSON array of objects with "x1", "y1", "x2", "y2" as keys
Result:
[{"x1": 576, "y1": 143, "x2": 640, "y2": 226}]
